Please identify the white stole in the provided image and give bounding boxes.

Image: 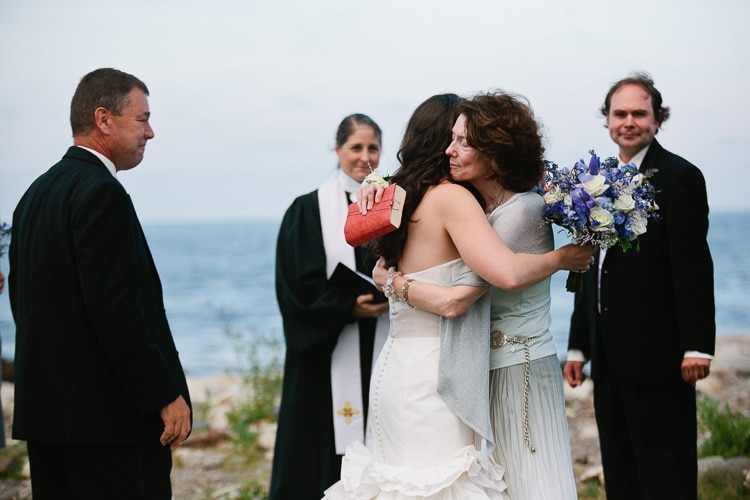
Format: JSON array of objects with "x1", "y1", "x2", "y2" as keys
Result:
[{"x1": 318, "y1": 171, "x2": 388, "y2": 454}]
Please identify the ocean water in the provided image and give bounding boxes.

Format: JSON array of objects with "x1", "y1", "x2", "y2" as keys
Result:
[{"x1": 0, "y1": 212, "x2": 748, "y2": 377}]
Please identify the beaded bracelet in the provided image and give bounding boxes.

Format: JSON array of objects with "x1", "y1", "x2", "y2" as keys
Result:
[
  {"x1": 402, "y1": 278, "x2": 415, "y2": 308},
  {"x1": 382, "y1": 267, "x2": 401, "y2": 300}
]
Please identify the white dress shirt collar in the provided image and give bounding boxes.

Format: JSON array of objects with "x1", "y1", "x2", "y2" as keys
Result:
[
  {"x1": 76, "y1": 146, "x2": 118, "y2": 179},
  {"x1": 619, "y1": 143, "x2": 650, "y2": 168}
]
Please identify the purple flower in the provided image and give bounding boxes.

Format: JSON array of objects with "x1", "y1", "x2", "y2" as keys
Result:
[
  {"x1": 587, "y1": 150, "x2": 601, "y2": 175},
  {"x1": 0, "y1": 221, "x2": 10, "y2": 258}
]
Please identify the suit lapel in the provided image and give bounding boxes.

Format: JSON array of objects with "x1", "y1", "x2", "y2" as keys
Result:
[{"x1": 640, "y1": 139, "x2": 662, "y2": 174}]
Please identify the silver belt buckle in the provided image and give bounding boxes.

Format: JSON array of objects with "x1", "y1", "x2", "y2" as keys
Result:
[{"x1": 490, "y1": 330, "x2": 508, "y2": 349}]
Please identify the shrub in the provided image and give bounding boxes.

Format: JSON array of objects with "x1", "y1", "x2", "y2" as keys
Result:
[
  {"x1": 224, "y1": 325, "x2": 283, "y2": 460},
  {"x1": 697, "y1": 393, "x2": 750, "y2": 458}
]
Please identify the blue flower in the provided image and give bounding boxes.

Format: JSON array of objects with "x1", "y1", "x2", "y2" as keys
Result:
[
  {"x1": 587, "y1": 150, "x2": 601, "y2": 175},
  {"x1": 0, "y1": 221, "x2": 10, "y2": 258}
]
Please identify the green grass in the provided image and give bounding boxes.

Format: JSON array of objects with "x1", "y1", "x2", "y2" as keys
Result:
[
  {"x1": 221, "y1": 479, "x2": 270, "y2": 500},
  {"x1": 576, "y1": 394, "x2": 750, "y2": 499},
  {"x1": 222, "y1": 324, "x2": 283, "y2": 496},
  {"x1": 697, "y1": 468, "x2": 750, "y2": 499},
  {"x1": 0, "y1": 443, "x2": 27, "y2": 480},
  {"x1": 577, "y1": 481, "x2": 606, "y2": 499},
  {"x1": 695, "y1": 394, "x2": 750, "y2": 498},
  {"x1": 187, "y1": 323, "x2": 284, "y2": 499},
  {"x1": 697, "y1": 393, "x2": 750, "y2": 458}
]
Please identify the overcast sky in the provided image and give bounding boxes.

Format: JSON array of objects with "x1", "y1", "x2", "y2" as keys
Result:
[{"x1": 1, "y1": 0, "x2": 748, "y2": 223}]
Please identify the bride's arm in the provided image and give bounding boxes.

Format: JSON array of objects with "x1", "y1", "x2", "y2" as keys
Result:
[
  {"x1": 436, "y1": 184, "x2": 592, "y2": 291},
  {"x1": 373, "y1": 259, "x2": 488, "y2": 318}
]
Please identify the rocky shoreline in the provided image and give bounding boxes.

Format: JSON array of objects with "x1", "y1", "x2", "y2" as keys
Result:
[{"x1": 1, "y1": 336, "x2": 748, "y2": 499}]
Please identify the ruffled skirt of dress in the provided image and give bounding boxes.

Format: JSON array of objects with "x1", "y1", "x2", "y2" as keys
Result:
[
  {"x1": 323, "y1": 441, "x2": 508, "y2": 499},
  {"x1": 323, "y1": 336, "x2": 509, "y2": 499}
]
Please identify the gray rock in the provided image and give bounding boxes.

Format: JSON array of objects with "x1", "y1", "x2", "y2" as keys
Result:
[{"x1": 698, "y1": 455, "x2": 750, "y2": 488}]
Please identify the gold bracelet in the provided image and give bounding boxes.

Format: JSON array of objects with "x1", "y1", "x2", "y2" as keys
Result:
[{"x1": 402, "y1": 278, "x2": 415, "y2": 308}]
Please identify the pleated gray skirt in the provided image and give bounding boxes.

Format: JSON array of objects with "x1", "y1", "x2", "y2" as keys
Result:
[{"x1": 490, "y1": 353, "x2": 578, "y2": 500}]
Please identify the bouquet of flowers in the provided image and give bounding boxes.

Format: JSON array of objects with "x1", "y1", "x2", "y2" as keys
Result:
[
  {"x1": 540, "y1": 150, "x2": 660, "y2": 292},
  {"x1": 0, "y1": 221, "x2": 10, "y2": 258}
]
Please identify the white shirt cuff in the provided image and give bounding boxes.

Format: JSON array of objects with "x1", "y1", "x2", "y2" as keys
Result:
[
  {"x1": 567, "y1": 350, "x2": 711, "y2": 361},
  {"x1": 684, "y1": 351, "x2": 713, "y2": 360},
  {"x1": 566, "y1": 349, "x2": 586, "y2": 363}
]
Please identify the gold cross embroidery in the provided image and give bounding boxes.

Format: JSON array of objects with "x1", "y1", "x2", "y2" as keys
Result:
[{"x1": 336, "y1": 401, "x2": 360, "y2": 423}]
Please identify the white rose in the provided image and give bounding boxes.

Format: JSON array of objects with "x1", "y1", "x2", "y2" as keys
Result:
[
  {"x1": 613, "y1": 193, "x2": 635, "y2": 211},
  {"x1": 362, "y1": 171, "x2": 390, "y2": 188},
  {"x1": 630, "y1": 212, "x2": 647, "y2": 236},
  {"x1": 581, "y1": 174, "x2": 609, "y2": 197},
  {"x1": 543, "y1": 187, "x2": 564, "y2": 204},
  {"x1": 589, "y1": 206, "x2": 615, "y2": 232}
]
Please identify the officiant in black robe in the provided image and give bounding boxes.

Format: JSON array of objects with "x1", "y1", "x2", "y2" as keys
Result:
[{"x1": 270, "y1": 114, "x2": 389, "y2": 499}]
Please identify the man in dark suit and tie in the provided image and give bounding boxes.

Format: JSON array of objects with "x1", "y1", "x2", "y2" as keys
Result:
[
  {"x1": 564, "y1": 72, "x2": 715, "y2": 500},
  {"x1": 8, "y1": 68, "x2": 192, "y2": 499}
]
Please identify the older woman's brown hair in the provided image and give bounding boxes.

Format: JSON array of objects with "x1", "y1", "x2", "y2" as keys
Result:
[{"x1": 460, "y1": 91, "x2": 546, "y2": 193}]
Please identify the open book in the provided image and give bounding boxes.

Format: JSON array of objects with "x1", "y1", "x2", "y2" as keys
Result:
[{"x1": 329, "y1": 262, "x2": 387, "y2": 303}]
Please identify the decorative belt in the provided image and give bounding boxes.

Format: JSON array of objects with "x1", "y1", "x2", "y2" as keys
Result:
[{"x1": 490, "y1": 330, "x2": 539, "y2": 453}]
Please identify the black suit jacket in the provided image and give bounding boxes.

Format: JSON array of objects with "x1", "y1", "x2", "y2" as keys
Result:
[
  {"x1": 568, "y1": 139, "x2": 715, "y2": 384},
  {"x1": 9, "y1": 146, "x2": 191, "y2": 446}
]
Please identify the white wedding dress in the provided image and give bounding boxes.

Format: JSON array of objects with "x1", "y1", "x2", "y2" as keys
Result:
[{"x1": 324, "y1": 259, "x2": 509, "y2": 499}]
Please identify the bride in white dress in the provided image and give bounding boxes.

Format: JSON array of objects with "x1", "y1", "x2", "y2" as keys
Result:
[
  {"x1": 323, "y1": 94, "x2": 592, "y2": 499},
  {"x1": 331, "y1": 259, "x2": 506, "y2": 498}
]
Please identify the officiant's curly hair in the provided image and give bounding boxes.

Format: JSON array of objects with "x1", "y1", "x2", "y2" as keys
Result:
[{"x1": 370, "y1": 93, "x2": 481, "y2": 267}]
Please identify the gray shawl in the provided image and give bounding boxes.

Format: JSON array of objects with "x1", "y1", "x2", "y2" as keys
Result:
[
  {"x1": 436, "y1": 192, "x2": 550, "y2": 465},
  {"x1": 437, "y1": 266, "x2": 493, "y2": 461}
]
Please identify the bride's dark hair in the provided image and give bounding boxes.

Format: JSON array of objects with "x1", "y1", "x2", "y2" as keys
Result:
[{"x1": 370, "y1": 94, "x2": 480, "y2": 267}]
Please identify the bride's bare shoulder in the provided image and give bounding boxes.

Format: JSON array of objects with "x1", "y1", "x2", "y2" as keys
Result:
[
  {"x1": 421, "y1": 183, "x2": 479, "y2": 216},
  {"x1": 425, "y1": 181, "x2": 475, "y2": 201}
]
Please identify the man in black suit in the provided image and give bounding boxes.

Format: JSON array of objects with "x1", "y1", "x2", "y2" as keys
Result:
[
  {"x1": 8, "y1": 68, "x2": 191, "y2": 499},
  {"x1": 564, "y1": 72, "x2": 715, "y2": 500}
]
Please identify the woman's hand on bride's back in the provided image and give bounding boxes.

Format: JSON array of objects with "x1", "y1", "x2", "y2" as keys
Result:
[{"x1": 558, "y1": 243, "x2": 596, "y2": 272}]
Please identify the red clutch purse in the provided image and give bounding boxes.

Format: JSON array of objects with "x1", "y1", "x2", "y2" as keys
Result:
[{"x1": 344, "y1": 183, "x2": 406, "y2": 247}]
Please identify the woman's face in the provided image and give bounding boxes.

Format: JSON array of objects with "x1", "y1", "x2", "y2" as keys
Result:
[
  {"x1": 445, "y1": 114, "x2": 493, "y2": 184},
  {"x1": 335, "y1": 124, "x2": 381, "y2": 182}
]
